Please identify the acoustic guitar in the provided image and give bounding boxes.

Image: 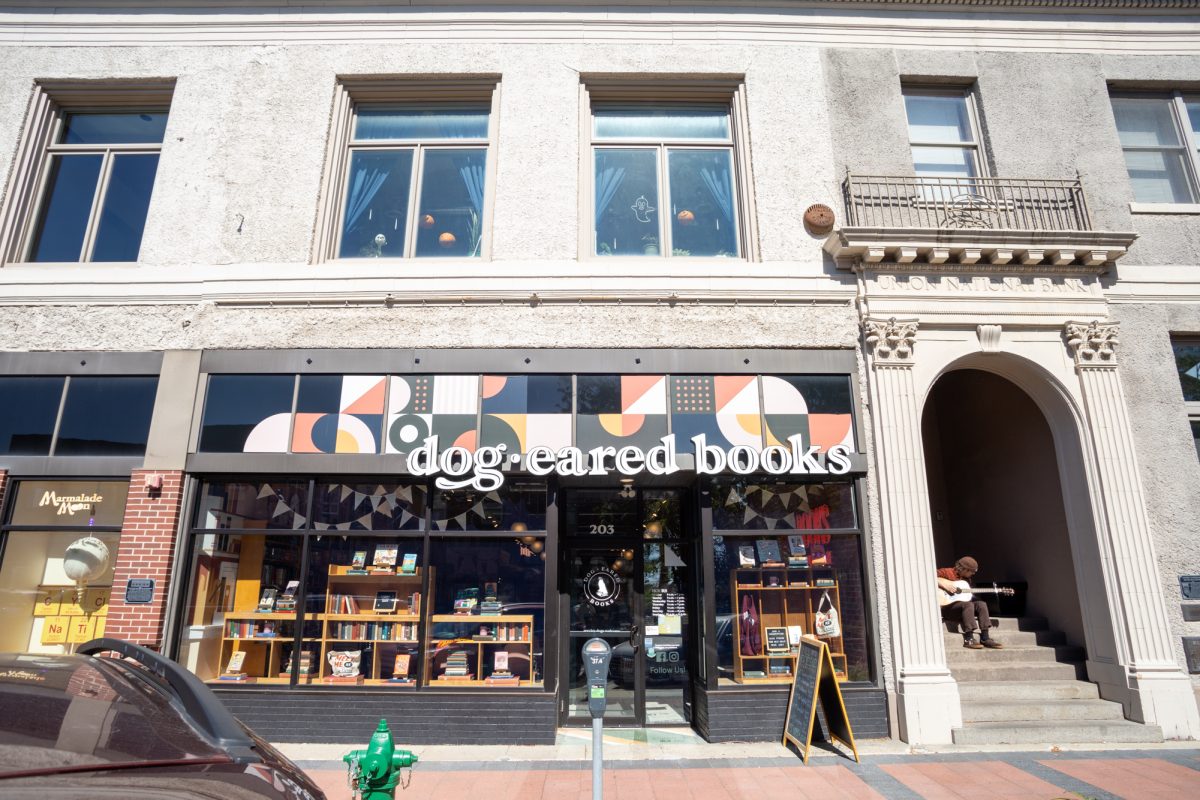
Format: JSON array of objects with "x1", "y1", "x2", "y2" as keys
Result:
[{"x1": 936, "y1": 580, "x2": 1014, "y2": 607}]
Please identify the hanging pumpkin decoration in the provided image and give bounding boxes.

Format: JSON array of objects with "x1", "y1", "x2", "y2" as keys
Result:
[
  {"x1": 676, "y1": 209, "x2": 695, "y2": 225},
  {"x1": 420, "y1": 214, "x2": 436, "y2": 229},
  {"x1": 438, "y1": 232, "x2": 457, "y2": 247}
]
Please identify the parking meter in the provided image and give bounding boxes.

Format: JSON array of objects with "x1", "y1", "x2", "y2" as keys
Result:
[{"x1": 582, "y1": 638, "x2": 612, "y2": 799}]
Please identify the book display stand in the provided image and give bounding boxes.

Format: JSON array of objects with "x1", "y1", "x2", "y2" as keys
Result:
[
  {"x1": 731, "y1": 565, "x2": 847, "y2": 684},
  {"x1": 317, "y1": 564, "x2": 423, "y2": 685}
]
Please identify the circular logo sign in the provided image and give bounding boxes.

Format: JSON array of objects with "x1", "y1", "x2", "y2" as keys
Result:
[{"x1": 583, "y1": 567, "x2": 621, "y2": 607}]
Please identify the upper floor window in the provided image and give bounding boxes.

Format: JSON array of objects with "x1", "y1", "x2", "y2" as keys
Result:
[
  {"x1": 0, "y1": 375, "x2": 158, "y2": 456},
  {"x1": 0, "y1": 81, "x2": 173, "y2": 266},
  {"x1": 903, "y1": 87, "x2": 984, "y2": 180},
  {"x1": 318, "y1": 79, "x2": 498, "y2": 262},
  {"x1": 590, "y1": 96, "x2": 746, "y2": 259},
  {"x1": 1174, "y1": 339, "x2": 1200, "y2": 460},
  {"x1": 1111, "y1": 94, "x2": 1200, "y2": 204}
]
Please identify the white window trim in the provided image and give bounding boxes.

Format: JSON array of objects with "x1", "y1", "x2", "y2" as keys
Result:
[
  {"x1": 0, "y1": 80, "x2": 174, "y2": 267},
  {"x1": 313, "y1": 77, "x2": 500, "y2": 265},
  {"x1": 578, "y1": 76, "x2": 759, "y2": 263},
  {"x1": 1112, "y1": 90, "x2": 1200, "y2": 206},
  {"x1": 901, "y1": 84, "x2": 988, "y2": 180}
]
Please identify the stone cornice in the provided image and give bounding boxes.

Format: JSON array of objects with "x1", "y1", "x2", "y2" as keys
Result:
[{"x1": 826, "y1": 228, "x2": 1138, "y2": 274}]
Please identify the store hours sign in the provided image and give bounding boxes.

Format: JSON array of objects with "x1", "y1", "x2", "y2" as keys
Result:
[{"x1": 408, "y1": 434, "x2": 853, "y2": 492}]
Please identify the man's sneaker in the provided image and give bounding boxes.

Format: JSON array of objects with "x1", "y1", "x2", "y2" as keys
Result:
[
  {"x1": 981, "y1": 639, "x2": 1003, "y2": 649},
  {"x1": 963, "y1": 639, "x2": 984, "y2": 650}
]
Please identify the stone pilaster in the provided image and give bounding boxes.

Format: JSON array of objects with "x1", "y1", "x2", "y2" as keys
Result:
[
  {"x1": 1065, "y1": 320, "x2": 1200, "y2": 739},
  {"x1": 863, "y1": 316, "x2": 961, "y2": 744}
]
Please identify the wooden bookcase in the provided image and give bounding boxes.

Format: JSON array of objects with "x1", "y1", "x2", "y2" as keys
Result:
[
  {"x1": 220, "y1": 611, "x2": 304, "y2": 685},
  {"x1": 730, "y1": 566, "x2": 847, "y2": 683},
  {"x1": 424, "y1": 614, "x2": 536, "y2": 687},
  {"x1": 317, "y1": 564, "x2": 423, "y2": 685}
]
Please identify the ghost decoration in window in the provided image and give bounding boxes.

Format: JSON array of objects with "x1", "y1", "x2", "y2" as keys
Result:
[{"x1": 631, "y1": 195, "x2": 655, "y2": 223}]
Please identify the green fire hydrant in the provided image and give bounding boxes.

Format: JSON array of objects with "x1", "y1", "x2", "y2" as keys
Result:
[{"x1": 343, "y1": 719, "x2": 418, "y2": 799}]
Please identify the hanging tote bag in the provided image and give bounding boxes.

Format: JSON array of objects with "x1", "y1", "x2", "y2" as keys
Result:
[
  {"x1": 814, "y1": 591, "x2": 841, "y2": 638},
  {"x1": 739, "y1": 593, "x2": 762, "y2": 656}
]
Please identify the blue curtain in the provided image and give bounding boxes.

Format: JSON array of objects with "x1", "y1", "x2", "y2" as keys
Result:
[
  {"x1": 457, "y1": 159, "x2": 485, "y2": 213},
  {"x1": 700, "y1": 167, "x2": 733, "y2": 223},
  {"x1": 343, "y1": 167, "x2": 389, "y2": 230},
  {"x1": 595, "y1": 166, "x2": 626, "y2": 218}
]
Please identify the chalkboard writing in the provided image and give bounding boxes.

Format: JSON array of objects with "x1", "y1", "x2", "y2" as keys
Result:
[
  {"x1": 783, "y1": 636, "x2": 859, "y2": 764},
  {"x1": 765, "y1": 626, "x2": 790, "y2": 654}
]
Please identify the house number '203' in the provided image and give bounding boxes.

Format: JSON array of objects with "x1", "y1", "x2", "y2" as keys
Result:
[{"x1": 589, "y1": 524, "x2": 615, "y2": 535}]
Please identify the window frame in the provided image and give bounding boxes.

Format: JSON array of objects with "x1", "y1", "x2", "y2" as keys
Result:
[
  {"x1": 901, "y1": 84, "x2": 988, "y2": 181},
  {"x1": 579, "y1": 77, "x2": 758, "y2": 262},
  {"x1": 1110, "y1": 91, "x2": 1200, "y2": 207},
  {"x1": 1173, "y1": 337, "x2": 1200, "y2": 460},
  {"x1": 315, "y1": 78, "x2": 500, "y2": 264},
  {"x1": 0, "y1": 81, "x2": 174, "y2": 267}
]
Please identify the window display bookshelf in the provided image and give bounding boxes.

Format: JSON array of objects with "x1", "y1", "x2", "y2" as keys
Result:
[
  {"x1": 317, "y1": 564, "x2": 423, "y2": 685},
  {"x1": 425, "y1": 614, "x2": 535, "y2": 687},
  {"x1": 730, "y1": 566, "x2": 847, "y2": 684},
  {"x1": 219, "y1": 611, "x2": 304, "y2": 685}
]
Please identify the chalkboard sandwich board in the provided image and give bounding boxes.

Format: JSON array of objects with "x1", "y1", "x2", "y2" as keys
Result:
[{"x1": 782, "y1": 635, "x2": 859, "y2": 764}]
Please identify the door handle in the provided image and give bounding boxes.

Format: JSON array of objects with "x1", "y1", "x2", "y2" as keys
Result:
[{"x1": 629, "y1": 625, "x2": 640, "y2": 653}]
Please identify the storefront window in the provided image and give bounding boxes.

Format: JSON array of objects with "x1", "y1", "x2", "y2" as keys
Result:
[
  {"x1": 194, "y1": 480, "x2": 310, "y2": 530},
  {"x1": 710, "y1": 481, "x2": 870, "y2": 685},
  {"x1": 312, "y1": 482, "x2": 426, "y2": 531},
  {"x1": 432, "y1": 480, "x2": 546, "y2": 531},
  {"x1": 177, "y1": 533, "x2": 303, "y2": 684},
  {"x1": 0, "y1": 480, "x2": 127, "y2": 655},
  {"x1": 425, "y1": 537, "x2": 545, "y2": 687}
]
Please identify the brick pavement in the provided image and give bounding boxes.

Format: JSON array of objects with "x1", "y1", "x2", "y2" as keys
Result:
[{"x1": 298, "y1": 750, "x2": 1200, "y2": 800}]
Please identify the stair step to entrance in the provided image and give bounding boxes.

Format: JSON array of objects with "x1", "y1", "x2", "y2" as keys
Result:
[
  {"x1": 961, "y1": 698, "x2": 1126, "y2": 723},
  {"x1": 952, "y1": 719, "x2": 1163, "y2": 745},
  {"x1": 957, "y1": 680, "x2": 1100, "y2": 702},
  {"x1": 950, "y1": 661, "x2": 1085, "y2": 682},
  {"x1": 944, "y1": 616, "x2": 1048, "y2": 633},
  {"x1": 947, "y1": 644, "x2": 1085, "y2": 664},
  {"x1": 943, "y1": 629, "x2": 1065, "y2": 647}
]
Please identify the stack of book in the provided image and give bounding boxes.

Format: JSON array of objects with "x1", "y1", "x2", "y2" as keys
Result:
[
  {"x1": 220, "y1": 651, "x2": 249, "y2": 681},
  {"x1": 441, "y1": 651, "x2": 472, "y2": 681},
  {"x1": 485, "y1": 671, "x2": 520, "y2": 686},
  {"x1": 281, "y1": 651, "x2": 314, "y2": 678},
  {"x1": 330, "y1": 594, "x2": 361, "y2": 614},
  {"x1": 479, "y1": 600, "x2": 502, "y2": 615}
]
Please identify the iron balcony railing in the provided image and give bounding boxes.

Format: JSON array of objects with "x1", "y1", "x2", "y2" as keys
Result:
[{"x1": 843, "y1": 175, "x2": 1093, "y2": 232}]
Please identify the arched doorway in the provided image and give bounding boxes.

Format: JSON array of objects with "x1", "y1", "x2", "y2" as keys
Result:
[{"x1": 921, "y1": 368, "x2": 1085, "y2": 648}]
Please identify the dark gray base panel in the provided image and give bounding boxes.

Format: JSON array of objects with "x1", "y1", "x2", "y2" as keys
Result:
[
  {"x1": 694, "y1": 684, "x2": 889, "y2": 742},
  {"x1": 215, "y1": 690, "x2": 558, "y2": 744}
]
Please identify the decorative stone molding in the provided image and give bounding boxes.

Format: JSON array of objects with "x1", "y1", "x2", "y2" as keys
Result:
[
  {"x1": 864, "y1": 317, "x2": 918, "y2": 363},
  {"x1": 1064, "y1": 320, "x2": 1120, "y2": 366},
  {"x1": 977, "y1": 324, "x2": 1002, "y2": 353}
]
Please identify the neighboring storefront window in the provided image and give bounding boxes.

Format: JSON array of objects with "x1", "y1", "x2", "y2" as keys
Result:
[
  {"x1": 0, "y1": 480, "x2": 128, "y2": 655},
  {"x1": 179, "y1": 478, "x2": 544, "y2": 688},
  {"x1": 710, "y1": 479, "x2": 870, "y2": 684}
]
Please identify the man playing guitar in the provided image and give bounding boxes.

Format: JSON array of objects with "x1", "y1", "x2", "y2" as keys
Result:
[{"x1": 936, "y1": 556, "x2": 1004, "y2": 649}]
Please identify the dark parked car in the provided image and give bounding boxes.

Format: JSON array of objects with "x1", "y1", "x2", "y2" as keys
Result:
[{"x1": 0, "y1": 638, "x2": 324, "y2": 800}]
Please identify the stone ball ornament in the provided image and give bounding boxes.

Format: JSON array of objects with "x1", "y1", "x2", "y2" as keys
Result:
[
  {"x1": 63, "y1": 536, "x2": 111, "y2": 584},
  {"x1": 803, "y1": 203, "x2": 836, "y2": 234}
]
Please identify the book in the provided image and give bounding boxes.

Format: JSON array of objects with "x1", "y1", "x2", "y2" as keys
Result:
[
  {"x1": 373, "y1": 545, "x2": 399, "y2": 569},
  {"x1": 809, "y1": 543, "x2": 830, "y2": 566},
  {"x1": 787, "y1": 536, "x2": 808, "y2": 566},
  {"x1": 494, "y1": 651, "x2": 509, "y2": 672},
  {"x1": 351, "y1": 551, "x2": 367, "y2": 570},
  {"x1": 768, "y1": 664, "x2": 792, "y2": 675},
  {"x1": 755, "y1": 539, "x2": 783, "y2": 565},
  {"x1": 373, "y1": 591, "x2": 398, "y2": 613},
  {"x1": 787, "y1": 625, "x2": 803, "y2": 646},
  {"x1": 483, "y1": 581, "x2": 498, "y2": 601},
  {"x1": 255, "y1": 587, "x2": 277, "y2": 613},
  {"x1": 743, "y1": 669, "x2": 766, "y2": 678},
  {"x1": 224, "y1": 650, "x2": 247, "y2": 675},
  {"x1": 738, "y1": 545, "x2": 756, "y2": 567},
  {"x1": 400, "y1": 553, "x2": 418, "y2": 575},
  {"x1": 276, "y1": 580, "x2": 299, "y2": 611},
  {"x1": 393, "y1": 653, "x2": 411, "y2": 678}
]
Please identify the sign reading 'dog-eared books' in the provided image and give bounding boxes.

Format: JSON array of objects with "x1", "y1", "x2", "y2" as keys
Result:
[{"x1": 783, "y1": 636, "x2": 859, "y2": 764}]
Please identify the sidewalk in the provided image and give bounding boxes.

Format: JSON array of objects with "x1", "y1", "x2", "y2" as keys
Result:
[{"x1": 279, "y1": 728, "x2": 1200, "y2": 800}]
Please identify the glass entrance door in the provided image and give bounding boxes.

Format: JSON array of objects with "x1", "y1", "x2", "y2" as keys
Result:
[{"x1": 560, "y1": 488, "x2": 692, "y2": 727}]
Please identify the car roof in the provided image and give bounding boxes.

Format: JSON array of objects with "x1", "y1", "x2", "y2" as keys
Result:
[{"x1": 0, "y1": 653, "x2": 228, "y2": 777}]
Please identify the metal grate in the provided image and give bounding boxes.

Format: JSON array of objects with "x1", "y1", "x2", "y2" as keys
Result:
[{"x1": 843, "y1": 175, "x2": 1092, "y2": 232}]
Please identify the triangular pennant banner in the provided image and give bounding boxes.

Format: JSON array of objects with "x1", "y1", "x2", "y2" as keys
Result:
[
  {"x1": 456, "y1": 513, "x2": 469, "y2": 529},
  {"x1": 258, "y1": 484, "x2": 275, "y2": 500},
  {"x1": 273, "y1": 498, "x2": 289, "y2": 518},
  {"x1": 726, "y1": 489, "x2": 740, "y2": 508},
  {"x1": 293, "y1": 514, "x2": 306, "y2": 530},
  {"x1": 341, "y1": 485, "x2": 353, "y2": 501},
  {"x1": 357, "y1": 513, "x2": 374, "y2": 529},
  {"x1": 744, "y1": 506, "x2": 757, "y2": 524},
  {"x1": 397, "y1": 486, "x2": 413, "y2": 504},
  {"x1": 399, "y1": 510, "x2": 411, "y2": 527}
]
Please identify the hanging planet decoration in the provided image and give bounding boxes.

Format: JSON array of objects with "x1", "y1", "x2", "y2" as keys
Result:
[
  {"x1": 676, "y1": 209, "x2": 695, "y2": 225},
  {"x1": 62, "y1": 537, "x2": 111, "y2": 583},
  {"x1": 420, "y1": 214, "x2": 435, "y2": 229},
  {"x1": 438, "y1": 232, "x2": 457, "y2": 247}
]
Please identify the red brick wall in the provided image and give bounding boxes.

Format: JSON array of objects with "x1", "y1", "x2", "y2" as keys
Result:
[{"x1": 105, "y1": 470, "x2": 184, "y2": 649}]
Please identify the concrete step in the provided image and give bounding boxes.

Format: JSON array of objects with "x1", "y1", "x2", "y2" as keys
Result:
[
  {"x1": 957, "y1": 680, "x2": 1100, "y2": 702},
  {"x1": 950, "y1": 661, "x2": 1085, "y2": 682},
  {"x1": 943, "y1": 629, "x2": 1065, "y2": 647},
  {"x1": 952, "y1": 719, "x2": 1162, "y2": 745},
  {"x1": 946, "y1": 644, "x2": 1085, "y2": 664},
  {"x1": 961, "y1": 698, "x2": 1126, "y2": 723},
  {"x1": 944, "y1": 616, "x2": 1048, "y2": 633}
]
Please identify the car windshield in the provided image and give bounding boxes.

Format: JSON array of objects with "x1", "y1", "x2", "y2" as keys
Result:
[{"x1": 0, "y1": 654, "x2": 227, "y2": 776}]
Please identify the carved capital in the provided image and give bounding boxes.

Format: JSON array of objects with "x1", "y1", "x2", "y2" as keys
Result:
[
  {"x1": 1065, "y1": 320, "x2": 1120, "y2": 366},
  {"x1": 864, "y1": 317, "x2": 919, "y2": 363}
]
